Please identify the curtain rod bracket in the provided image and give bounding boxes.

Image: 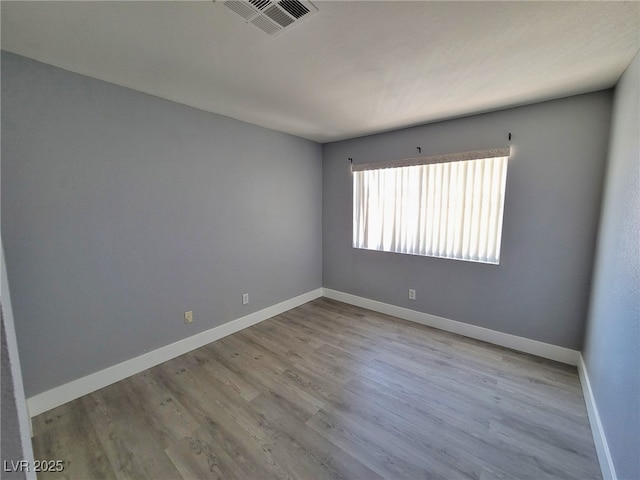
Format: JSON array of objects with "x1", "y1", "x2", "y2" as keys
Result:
[
  {"x1": 508, "y1": 132, "x2": 512, "y2": 141},
  {"x1": 348, "y1": 157, "x2": 353, "y2": 164},
  {"x1": 417, "y1": 147, "x2": 422, "y2": 154}
]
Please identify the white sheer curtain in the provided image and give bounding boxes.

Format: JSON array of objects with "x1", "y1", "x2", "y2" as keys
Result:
[{"x1": 353, "y1": 153, "x2": 509, "y2": 264}]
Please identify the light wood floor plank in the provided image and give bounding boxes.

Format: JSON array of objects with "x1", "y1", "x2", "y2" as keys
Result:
[{"x1": 32, "y1": 298, "x2": 601, "y2": 479}]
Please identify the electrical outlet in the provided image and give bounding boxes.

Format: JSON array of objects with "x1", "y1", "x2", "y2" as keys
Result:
[
  {"x1": 408, "y1": 289, "x2": 416, "y2": 300},
  {"x1": 242, "y1": 293, "x2": 249, "y2": 305},
  {"x1": 184, "y1": 311, "x2": 193, "y2": 324}
]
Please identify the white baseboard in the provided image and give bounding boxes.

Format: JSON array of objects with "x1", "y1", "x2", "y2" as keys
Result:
[
  {"x1": 27, "y1": 288, "x2": 323, "y2": 417},
  {"x1": 577, "y1": 354, "x2": 617, "y2": 480},
  {"x1": 27, "y1": 286, "x2": 608, "y2": 480},
  {"x1": 27, "y1": 287, "x2": 580, "y2": 416},
  {"x1": 322, "y1": 288, "x2": 580, "y2": 366}
]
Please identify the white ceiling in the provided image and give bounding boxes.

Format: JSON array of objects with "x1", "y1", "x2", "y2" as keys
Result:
[{"x1": 2, "y1": 1, "x2": 639, "y2": 143}]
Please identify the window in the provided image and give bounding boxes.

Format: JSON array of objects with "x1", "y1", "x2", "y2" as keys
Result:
[{"x1": 353, "y1": 148, "x2": 509, "y2": 264}]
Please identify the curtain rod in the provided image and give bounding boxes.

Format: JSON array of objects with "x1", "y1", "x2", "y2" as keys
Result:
[
  {"x1": 351, "y1": 146, "x2": 511, "y2": 172},
  {"x1": 349, "y1": 132, "x2": 513, "y2": 167}
]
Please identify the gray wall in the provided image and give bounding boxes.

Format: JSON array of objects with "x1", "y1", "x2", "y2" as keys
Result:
[
  {"x1": 583, "y1": 52, "x2": 639, "y2": 480},
  {"x1": 1, "y1": 52, "x2": 322, "y2": 398},
  {"x1": 323, "y1": 92, "x2": 612, "y2": 350}
]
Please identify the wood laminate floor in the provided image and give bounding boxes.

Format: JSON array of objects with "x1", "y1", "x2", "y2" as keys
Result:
[{"x1": 32, "y1": 298, "x2": 601, "y2": 480}]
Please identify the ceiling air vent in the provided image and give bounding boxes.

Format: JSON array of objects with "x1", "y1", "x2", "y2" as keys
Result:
[{"x1": 223, "y1": 0, "x2": 318, "y2": 36}]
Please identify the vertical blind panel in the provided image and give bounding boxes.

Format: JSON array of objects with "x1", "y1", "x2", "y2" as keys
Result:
[{"x1": 353, "y1": 155, "x2": 508, "y2": 264}]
